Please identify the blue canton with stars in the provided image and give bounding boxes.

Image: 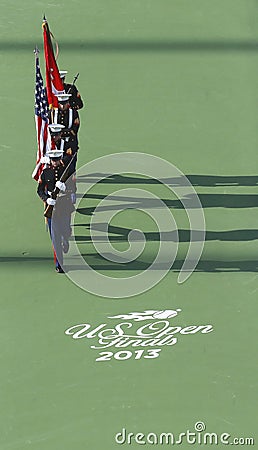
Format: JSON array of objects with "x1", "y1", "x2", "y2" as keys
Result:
[{"x1": 35, "y1": 57, "x2": 49, "y2": 121}]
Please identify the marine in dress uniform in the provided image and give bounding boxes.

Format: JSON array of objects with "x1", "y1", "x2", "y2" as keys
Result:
[
  {"x1": 50, "y1": 122, "x2": 78, "y2": 173},
  {"x1": 59, "y1": 70, "x2": 84, "y2": 110},
  {"x1": 49, "y1": 94, "x2": 80, "y2": 147},
  {"x1": 37, "y1": 126, "x2": 76, "y2": 273},
  {"x1": 49, "y1": 93, "x2": 80, "y2": 168}
]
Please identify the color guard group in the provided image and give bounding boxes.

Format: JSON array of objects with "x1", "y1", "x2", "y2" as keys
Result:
[{"x1": 33, "y1": 18, "x2": 84, "y2": 273}]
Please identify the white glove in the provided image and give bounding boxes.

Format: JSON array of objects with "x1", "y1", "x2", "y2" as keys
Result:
[
  {"x1": 47, "y1": 197, "x2": 56, "y2": 206},
  {"x1": 55, "y1": 180, "x2": 66, "y2": 192},
  {"x1": 40, "y1": 156, "x2": 50, "y2": 164}
]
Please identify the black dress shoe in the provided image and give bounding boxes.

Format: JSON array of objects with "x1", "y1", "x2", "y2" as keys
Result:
[{"x1": 55, "y1": 265, "x2": 64, "y2": 273}]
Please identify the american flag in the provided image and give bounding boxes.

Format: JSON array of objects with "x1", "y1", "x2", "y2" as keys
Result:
[{"x1": 32, "y1": 53, "x2": 52, "y2": 180}]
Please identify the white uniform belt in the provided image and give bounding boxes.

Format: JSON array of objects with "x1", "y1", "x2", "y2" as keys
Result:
[{"x1": 48, "y1": 190, "x2": 72, "y2": 197}]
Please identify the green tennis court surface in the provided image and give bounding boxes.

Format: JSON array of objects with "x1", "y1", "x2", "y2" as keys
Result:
[{"x1": 0, "y1": 1, "x2": 257, "y2": 448}]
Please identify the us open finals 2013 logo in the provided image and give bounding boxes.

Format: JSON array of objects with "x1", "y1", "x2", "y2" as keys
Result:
[{"x1": 65, "y1": 309, "x2": 213, "y2": 362}]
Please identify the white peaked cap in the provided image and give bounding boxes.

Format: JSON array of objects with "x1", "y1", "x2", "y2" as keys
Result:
[
  {"x1": 56, "y1": 93, "x2": 72, "y2": 102},
  {"x1": 48, "y1": 123, "x2": 65, "y2": 133},
  {"x1": 59, "y1": 70, "x2": 68, "y2": 78},
  {"x1": 46, "y1": 149, "x2": 64, "y2": 158}
]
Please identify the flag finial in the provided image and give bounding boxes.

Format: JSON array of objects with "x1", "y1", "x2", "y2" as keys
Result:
[
  {"x1": 34, "y1": 46, "x2": 40, "y2": 56},
  {"x1": 43, "y1": 14, "x2": 47, "y2": 21}
]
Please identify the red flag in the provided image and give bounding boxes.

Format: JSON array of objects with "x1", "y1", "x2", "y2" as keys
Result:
[
  {"x1": 42, "y1": 19, "x2": 64, "y2": 109},
  {"x1": 32, "y1": 52, "x2": 52, "y2": 181}
]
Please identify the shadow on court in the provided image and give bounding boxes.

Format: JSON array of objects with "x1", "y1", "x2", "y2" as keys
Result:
[
  {"x1": 74, "y1": 224, "x2": 258, "y2": 243},
  {"x1": 77, "y1": 173, "x2": 258, "y2": 187},
  {"x1": 76, "y1": 192, "x2": 258, "y2": 213},
  {"x1": 66, "y1": 257, "x2": 258, "y2": 273},
  {"x1": 76, "y1": 174, "x2": 258, "y2": 187},
  {"x1": 1, "y1": 256, "x2": 257, "y2": 273},
  {"x1": 1, "y1": 39, "x2": 258, "y2": 53}
]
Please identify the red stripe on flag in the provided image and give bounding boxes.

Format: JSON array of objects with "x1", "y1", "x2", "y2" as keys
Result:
[{"x1": 43, "y1": 20, "x2": 64, "y2": 109}]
